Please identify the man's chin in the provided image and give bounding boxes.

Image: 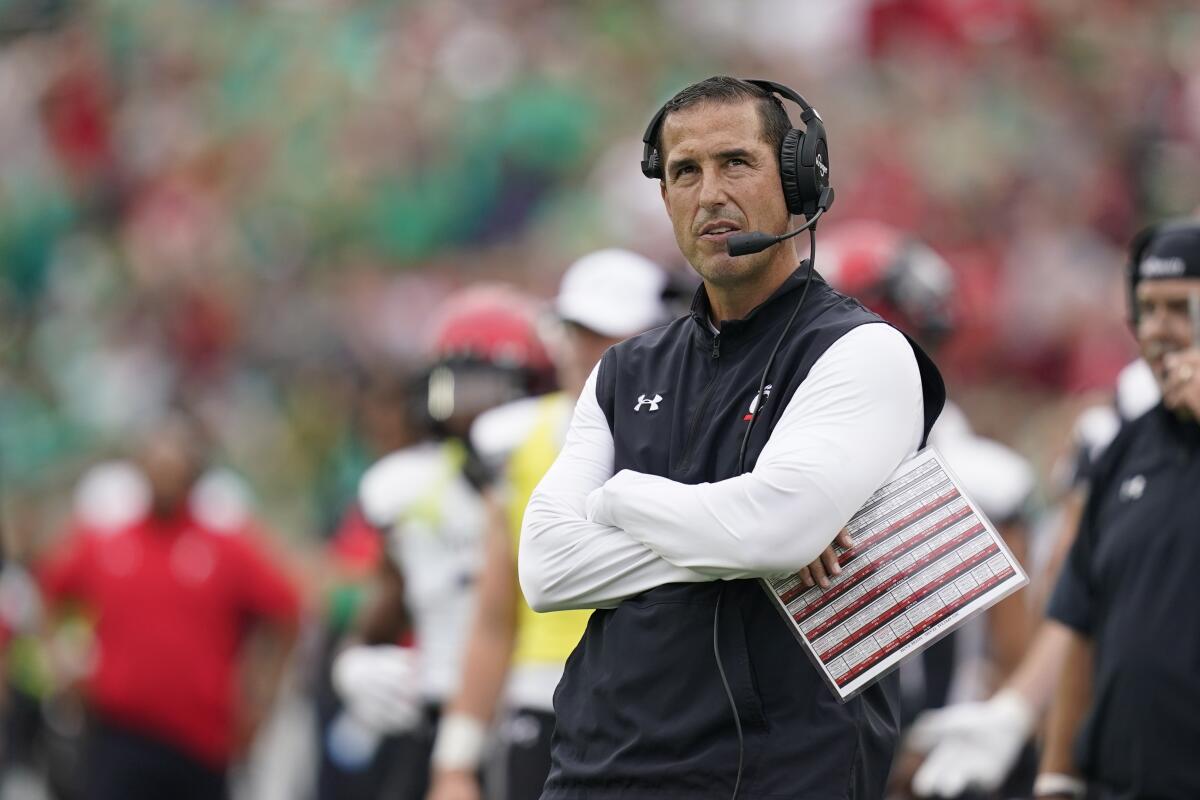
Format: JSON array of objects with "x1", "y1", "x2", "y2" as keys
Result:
[{"x1": 694, "y1": 255, "x2": 750, "y2": 286}]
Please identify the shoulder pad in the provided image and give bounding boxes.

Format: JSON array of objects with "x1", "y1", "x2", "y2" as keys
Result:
[
  {"x1": 358, "y1": 443, "x2": 447, "y2": 528},
  {"x1": 938, "y1": 434, "x2": 1035, "y2": 523},
  {"x1": 1072, "y1": 404, "x2": 1122, "y2": 465},
  {"x1": 929, "y1": 400, "x2": 973, "y2": 444},
  {"x1": 470, "y1": 395, "x2": 549, "y2": 473},
  {"x1": 1116, "y1": 359, "x2": 1159, "y2": 422}
]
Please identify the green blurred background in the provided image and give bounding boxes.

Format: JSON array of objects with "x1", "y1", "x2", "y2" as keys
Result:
[{"x1": 2, "y1": 0, "x2": 1198, "y2": 544}]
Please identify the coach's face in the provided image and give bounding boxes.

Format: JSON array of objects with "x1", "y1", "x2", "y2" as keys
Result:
[
  {"x1": 1136, "y1": 277, "x2": 1200, "y2": 389},
  {"x1": 659, "y1": 100, "x2": 791, "y2": 293}
]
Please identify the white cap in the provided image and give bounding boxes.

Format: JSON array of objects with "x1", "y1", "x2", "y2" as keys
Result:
[{"x1": 555, "y1": 249, "x2": 668, "y2": 338}]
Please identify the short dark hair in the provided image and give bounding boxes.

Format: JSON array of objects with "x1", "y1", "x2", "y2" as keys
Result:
[{"x1": 655, "y1": 76, "x2": 792, "y2": 170}]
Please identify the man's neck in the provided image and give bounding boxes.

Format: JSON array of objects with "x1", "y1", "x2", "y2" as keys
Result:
[{"x1": 149, "y1": 502, "x2": 190, "y2": 531}]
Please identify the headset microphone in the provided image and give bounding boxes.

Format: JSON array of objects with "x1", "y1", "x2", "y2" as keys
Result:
[{"x1": 726, "y1": 188, "x2": 834, "y2": 257}]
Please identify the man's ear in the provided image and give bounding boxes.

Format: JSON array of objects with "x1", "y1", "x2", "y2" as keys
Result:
[{"x1": 660, "y1": 180, "x2": 670, "y2": 213}]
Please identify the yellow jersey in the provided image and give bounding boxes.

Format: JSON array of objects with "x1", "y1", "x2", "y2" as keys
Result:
[{"x1": 505, "y1": 393, "x2": 591, "y2": 666}]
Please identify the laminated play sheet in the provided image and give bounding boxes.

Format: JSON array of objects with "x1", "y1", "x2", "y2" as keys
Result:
[{"x1": 763, "y1": 448, "x2": 1027, "y2": 701}]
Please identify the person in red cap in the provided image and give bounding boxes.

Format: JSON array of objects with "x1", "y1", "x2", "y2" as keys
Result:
[
  {"x1": 819, "y1": 220, "x2": 1040, "y2": 798},
  {"x1": 332, "y1": 285, "x2": 555, "y2": 800},
  {"x1": 36, "y1": 413, "x2": 300, "y2": 800},
  {"x1": 426, "y1": 250, "x2": 670, "y2": 800}
]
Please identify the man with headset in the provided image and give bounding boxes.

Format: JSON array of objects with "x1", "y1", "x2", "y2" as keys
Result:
[
  {"x1": 907, "y1": 220, "x2": 1200, "y2": 800},
  {"x1": 519, "y1": 76, "x2": 945, "y2": 799},
  {"x1": 1035, "y1": 219, "x2": 1200, "y2": 800}
]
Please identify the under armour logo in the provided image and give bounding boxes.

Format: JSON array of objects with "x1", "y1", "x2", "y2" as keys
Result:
[
  {"x1": 1119, "y1": 474, "x2": 1146, "y2": 502},
  {"x1": 816, "y1": 153, "x2": 828, "y2": 179},
  {"x1": 634, "y1": 393, "x2": 663, "y2": 412}
]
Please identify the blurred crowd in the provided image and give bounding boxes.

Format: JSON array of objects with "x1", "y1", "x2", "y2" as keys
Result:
[{"x1": 2, "y1": 0, "x2": 1200, "y2": 798}]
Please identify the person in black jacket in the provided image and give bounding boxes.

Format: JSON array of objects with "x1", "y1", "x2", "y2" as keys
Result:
[
  {"x1": 1035, "y1": 219, "x2": 1200, "y2": 800},
  {"x1": 519, "y1": 76, "x2": 945, "y2": 800}
]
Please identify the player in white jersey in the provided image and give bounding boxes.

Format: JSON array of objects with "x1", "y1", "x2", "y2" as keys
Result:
[
  {"x1": 904, "y1": 357, "x2": 1160, "y2": 799},
  {"x1": 332, "y1": 286, "x2": 554, "y2": 800},
  {"x1": 821, "y1": 220, "x2": 1040, "y2": 797},
  {"x1": 426, "y1": 250, "x2": 670, "y2": 800}
]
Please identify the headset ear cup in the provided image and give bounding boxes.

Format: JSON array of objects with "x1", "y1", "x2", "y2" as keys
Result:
[
  {"x1": 641, "y1": 150, "x2": 662, "y2": 180},
  {"x1": 648, "y1": 151, "x2": 661, "y2": 180},
  {"x1": 809, "y1": 133, "x2": 830, "y2": 195},
  {"x1": 779, "y1": 128, "x2": 806, "y2": 216},
  {"x1": 640, "y1": 103, "x2": 669, "y2": 180},
  {"x1": 799, "y1": 120, "x2": 829, "y2": 218}
]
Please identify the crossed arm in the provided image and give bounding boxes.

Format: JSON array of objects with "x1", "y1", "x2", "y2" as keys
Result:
[
  {"x1": 519, "y1": 323, "x2": 925, "y2": 613},
  {"x1": 517, "y1": 365, "x2": 711, "y2": 612}
]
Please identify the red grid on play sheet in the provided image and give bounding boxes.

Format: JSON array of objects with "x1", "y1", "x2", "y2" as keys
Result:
[{"x1": 764, "y1": 450, "x2": 1025, "y2": 699}]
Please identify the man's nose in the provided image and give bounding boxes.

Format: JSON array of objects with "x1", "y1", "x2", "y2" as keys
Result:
[
  {"x1": 697, "y1": 168, "x2": 729, "y2": 209},
  {"x1": 1139, "y1": 309, "x2": 1166, "y2": 340},
  {"x1": 1140, "y1": 306, "x2": 1180, "y2": 340}
]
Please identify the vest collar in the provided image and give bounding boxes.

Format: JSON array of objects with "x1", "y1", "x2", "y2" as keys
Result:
[{"x1": 688, "y1": 262, "x2": 818, "y2": 346}]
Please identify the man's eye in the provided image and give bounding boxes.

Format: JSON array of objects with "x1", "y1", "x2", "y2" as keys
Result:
[
  {"x1": 1139, "y1": 300, "x2": 1189, "y2": 321},
  {"x1": 728, "y1": 158, "x2": 746, "y2": 166}
]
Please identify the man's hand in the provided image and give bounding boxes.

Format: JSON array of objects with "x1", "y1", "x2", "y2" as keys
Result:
[
  {"x1": 332, "y1": 645, "x2": 423, "y2": 733},
  {"x1": 797, "y1": 529, "x2": 853, "y2": 589},
  {"x1": 906, "y1": 689, "x2": 1035, "y2": 797},
  {"x1": 1163, "y1": 349, "x2": 1200, "y2": 419},
  {"x1": 426, "y1": 769, "x2": 481, "y2": 800}
]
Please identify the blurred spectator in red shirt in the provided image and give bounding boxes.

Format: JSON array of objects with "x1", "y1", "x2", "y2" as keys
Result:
[{"x1": 36, "y1": 413, "x2": 300, "y2": 800}]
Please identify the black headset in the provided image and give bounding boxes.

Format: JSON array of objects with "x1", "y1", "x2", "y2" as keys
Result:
[{"x1": 640, "y1": 78, "x2": 831, "y2": 220}]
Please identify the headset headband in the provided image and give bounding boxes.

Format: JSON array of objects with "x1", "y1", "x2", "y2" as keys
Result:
[{"x1": 640, "y1": 78, "x2": 821, "y2": 179}]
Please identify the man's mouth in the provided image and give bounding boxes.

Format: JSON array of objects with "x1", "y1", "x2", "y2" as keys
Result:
[
  {"x1": 1144, "y1": 340, "x2": 1179, "y2": 364},
  {"x1": 698, "y1": 221, "x2": 742, "y2": 243},
  {"x1": 1143, "y1": 340, "x2": 1182, "y2": 380}
]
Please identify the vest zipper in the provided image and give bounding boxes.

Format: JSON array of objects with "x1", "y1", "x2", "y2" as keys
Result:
[{"x1": 677, "y1": 334, "x2": 721, "y2": 472}]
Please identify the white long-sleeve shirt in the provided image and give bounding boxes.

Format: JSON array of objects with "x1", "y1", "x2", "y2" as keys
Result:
[{"x1": 519, "y1": 322, "x2": 925, "y2": 613}]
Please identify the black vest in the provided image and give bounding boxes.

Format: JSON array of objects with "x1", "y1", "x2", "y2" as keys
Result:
[{"x1": 544, "y1": 267, "x2": 945, "y2": 800}]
